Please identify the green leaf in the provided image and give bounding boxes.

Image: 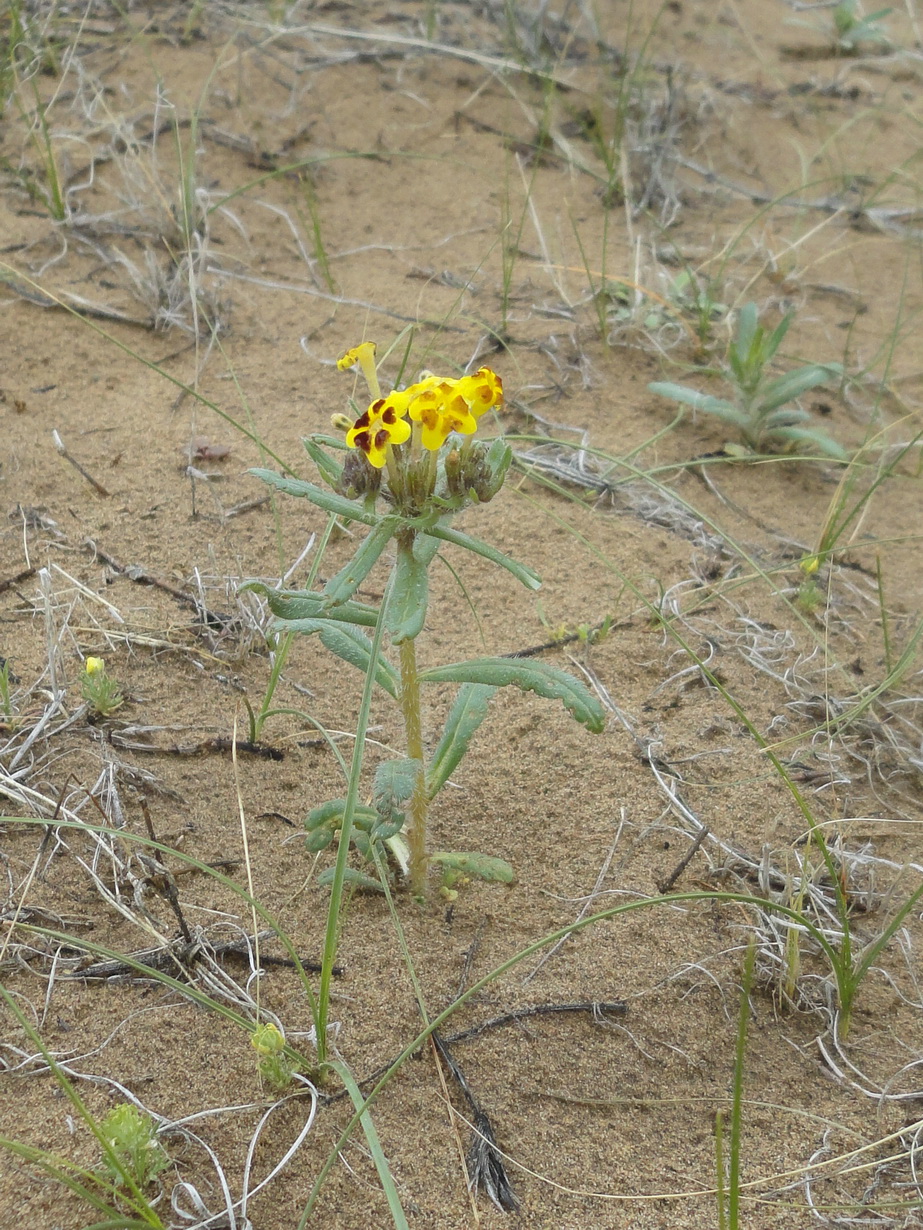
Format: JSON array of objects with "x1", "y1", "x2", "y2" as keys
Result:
[
  {"x1": 386, "y1": 536, "x2": 429, "y2": 643},
  {"x1": 427, "y1": 683, "x2": 497, "y2": 798},
  {"x1": 242, "y1": 582, "x2": 380, "y2": 628},
  {"x1": 422, "y1": 524, "x2": 541, "y2": 590},
  {"x1": 323, "y1": 516, "x2": 399, "y2": 607},
  {"x1": 762, "y1": 309, "x2": 794, "y2": 363},
  {"x1": 289, "y1": 620, "x2": 399, "y2": 698},
  {"x1": 302, "y1": 437, "x2": 343, "y2": 487},
  {"x1": 730, "y1": 303, "x2": 760, "y2": 382},
  {"x1": 373, "y1": 758, "x2": 421, "y2": 817},
  {"x1": 756, "y1": 363, "x2": 842, "y2": 415},
  {"x1": 648, "y1": 383, "x2": 744, "y2": 424},
  {"x1": 317, "y1": 867, "x2": 384, "y2": 893},
  {"x1": 249, "y1": 468, "x2": 379, "y2": 526},
  {"x1": 306, "y1": 799, "x2": 378, "y2": 830},
  {"x1": 766, "y1": 426, "x2": 849, "y2": 460},
  {"x1": 418, "y1": 658, "x2": 606, "y2": 732},
  {"x1": 431, "y1": 851, "x2": 515, "y2": 884}
]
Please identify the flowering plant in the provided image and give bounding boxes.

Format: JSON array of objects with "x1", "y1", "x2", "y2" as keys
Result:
[{"x1": 247, "y1": 342, "x2": 605, "y2": 899}]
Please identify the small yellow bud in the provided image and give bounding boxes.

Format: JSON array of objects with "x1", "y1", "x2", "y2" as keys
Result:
[
  {"x1": 330, "y1": 413, "x2": 353, "y2": 432},
  {"x1": 800, "y1": 555, "x2": 820, "y2": 575},
  {"x1": 251, "y1": 1022, "x2": 285, "y2": 1057},
  {"x1": 85, "y1": 657, "x2": 105, "y2": 675}
]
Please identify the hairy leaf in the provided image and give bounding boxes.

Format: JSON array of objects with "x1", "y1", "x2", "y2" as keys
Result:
[
  {"x1": 323, "y1": 516, "x2": 399, "y2": 607},
  {"x1": 386, "y1": 536, "x2": 429, "y2": 643},
  {"x1": 242, "y1": 583, "x2": 380, "y2": 628},
  {"x1": 427, "y1": 683, "x2": 497, "y2": 798},
  {"x1": 373, "y1": 758, "x2": 421, "y2": 817},
  {"x1": 249, "y1": 468, "x2": 379, "y2": 526},
  {"x1": 422, "y1": 524, "x2": 541, "y2": 591},
  {"x1": 286, "y1": 620, "x2": 398, "y2": 697},
  {"x1": 431, "y1": 851, "x2": 515, "y2": 884},
  {"x1": 418, "y1": 658, "x2": 606, "y2": 732}
]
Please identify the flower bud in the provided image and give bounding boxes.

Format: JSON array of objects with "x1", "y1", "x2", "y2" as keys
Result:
[
  {"x1": 335, "y1": 448, "x2": 381, "y2": 500},
  {"x1": 445, "y1": 438, "x2": 511, "y2": 504}
]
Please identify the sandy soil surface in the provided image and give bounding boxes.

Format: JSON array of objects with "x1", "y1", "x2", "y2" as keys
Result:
[{"x1": 2, "y1": 2, "x2": 923, "y2": 1227}]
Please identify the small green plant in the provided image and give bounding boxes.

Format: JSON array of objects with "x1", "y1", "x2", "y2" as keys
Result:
[
  {"x1": 795, "y1": 553, "x2": 826, "y2": 614},
  {"x1": 251, "y1": 1021, "x2": 299, "y2": 1091},
  {"x1": 97, "y1": 1104, "x2": 170, "y2": 1189},
  {"x1": 832, "y1": 1, "x2": 892, "y2": 50},
  {"x1": 80, "y1": 655, "x2": 124, "y2": 717},
  {"x1": 0, "y1": 658, "x2": 18, "y2": 728},
  {"x1": 668, "y1": 269, "x2": 728, "y2": 350},
  {"x1": 649, "y1": 303, "x2": 847, "y2": 459}
]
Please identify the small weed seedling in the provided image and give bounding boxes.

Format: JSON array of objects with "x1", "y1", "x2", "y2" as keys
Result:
[
  {"x1": 649, "y1": 302, "x2": 847, "y2": 459},
  {"x1": 98, "y1": 1104, "x2": 170, "y2": 1189},
  {"x1": 832, "y1": 1, "x2": 892, "y2": 50},
  {"x1": 247, "y1": 341, "x2": 605, "y2": 901},
  {"x1": 251, "y1": 1021, "x2": 299, "y2": 1092},
  {"x1": 80, "y1": 656, "x2": 124, "y2": 717}
]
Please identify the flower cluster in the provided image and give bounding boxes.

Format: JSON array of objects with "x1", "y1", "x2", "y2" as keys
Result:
[{"x1": 339, "y1": 344, "x2": 503, "y2": 469}]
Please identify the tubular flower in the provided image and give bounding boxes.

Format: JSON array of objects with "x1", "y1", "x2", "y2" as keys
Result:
[
  {"x1": 336, "y1": 342, "x2": 377, "y2": 373},
  {"x1": 337, "y1": 342, "x2": 381, "y2": 399},
  {"x1": 346, "y1": 394, "x2": 412, "y2": 468}
]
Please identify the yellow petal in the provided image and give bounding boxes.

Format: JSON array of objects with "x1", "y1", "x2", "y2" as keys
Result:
[{"x1": 337, "y1": 341, "x2": 377, "y2": 372}]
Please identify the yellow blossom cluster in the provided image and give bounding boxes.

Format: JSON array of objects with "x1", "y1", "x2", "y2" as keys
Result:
[{"x1": 338, "y1": 345, "x2": 503, "y2": 468}]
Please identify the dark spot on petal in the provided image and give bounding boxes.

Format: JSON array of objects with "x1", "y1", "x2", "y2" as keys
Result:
[
  {"x1": 355, "y1": 431, "x2": 372, "y2": 452},
  {"x1": 371, "y1": 399, "x2": 385, "y2": 413},
  {"x1": 355, "y1": 410, "x2": 371, "y2": 429},
  {"x1": 382, "y1": 405, "x2": 397, "y2": 424},
  {"x1": 375, "y1": 429, "x2": 389, "y2": 450}
]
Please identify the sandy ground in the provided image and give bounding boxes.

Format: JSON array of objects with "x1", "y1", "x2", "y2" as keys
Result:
[{"x1": 2, "y1": 2, "x2": 923, "y2": 1227}]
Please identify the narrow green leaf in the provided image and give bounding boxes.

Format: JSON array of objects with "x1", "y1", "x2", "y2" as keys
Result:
[
  {"x1": 648, "y1": 383, "x2": 743, "y2": 423},
  {"x1": 306, "y1": 799, "x2": 379, "y2": 830},
  {"x1": 301, "y1": 437, "x2": 343, "y2": 486},
  {"x1": 431, "y1": 851, "x2": 515, "y2": 884},
  {"x1": 249, "y1": 468, "x2": 379, "y2": 526},
  {"x1": 426, "y1": 683, "x2": 497, "y2": 798},
  {"x1": 317, "y1": 867, "x2": 385, "y2": 893},
  {"x1": 324, "y1": 516, "x2": 399, "y2": 607},
  {"x1": 386, "y1": 536, "x2": 429, "y2": 643},
  {"x1": 733, "y1": 302, "x2": 759, "y2": 366},
  {"x1": 756, "y1": 363, "x2": 842, "y2": 414},
  {"x1": 334, "y1": 1062, "x2": 410, "y2": 1229},
  {"x1": 761, "y1": 406, "x2": 811, "y2": 430},
  {"x1": 767, "y1": 426, "x2": 848, "y2": 460},
  {"x1": 762, "y1": 309, "x2": 794, "y2": 362},
  {"x1": 418, "y1": 658, "x2": 606, "y2": 732},
  {"x1": 286, "y1": 620, "x2": 398, "y2": 697},
  {"x1": 242, "y1": 583, "x2": 380, "y2": 628},
  {"x1": 422, "y1": 524, "x2": 541, "y2": 590}
]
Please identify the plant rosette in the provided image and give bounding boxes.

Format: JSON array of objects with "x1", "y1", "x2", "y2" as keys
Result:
[{"x1": 246, "y1": 341, "x2": 606, "y2": 899}]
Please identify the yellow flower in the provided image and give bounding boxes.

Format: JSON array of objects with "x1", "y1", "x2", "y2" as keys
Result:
[
  {"x1": 337, "y1": 342, "x2": 377, "y2": 372},
  {"x1": 346, "y1": 395, "x2": 412, "y2": 468},
  {"x1": 406, "y1": 367, "x2": 504, "y2": 452},
  {"x1": 85, "y1": 656, "x2": 105, "y2": 675},
  {"x1": 408, "y1": 382, "x2": 478, "y2": 451},
  {"x1": 337, "y1": 342, "x2": 381, "y2": 400},
  {"x1": 342, "y1": 363, "x2": 503, "y2": 463},
  {"x1": 800, "y1": 554, "x2": 820, "y2": 575},
  {"x1": 456, "y1": 367, "x2": 503, "y2": 417}
]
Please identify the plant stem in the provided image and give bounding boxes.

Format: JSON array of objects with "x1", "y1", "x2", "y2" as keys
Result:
[{"x1": 398, "y1": 629, "x2": 429, "y2": 896}]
